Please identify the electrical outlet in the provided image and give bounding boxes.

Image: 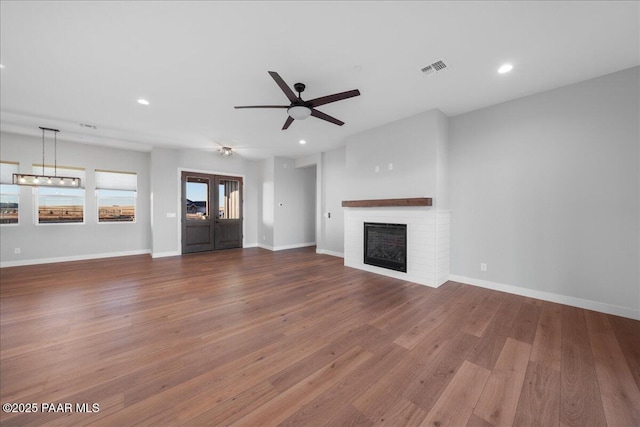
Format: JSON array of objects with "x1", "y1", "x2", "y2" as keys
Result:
[
  {"x1": 375, "y1": 165, "x2": 380, "y2": 173},
  {"x1": 388, "y1": 163, "x2": 393, "y2": 171},
  {"x1": 14, "y1": 248, "x2": 21, "y2": 254},
  {"x1": 262, "y1": 235, "x2": 266, "y2": 241},
  {"x1": 480, "y1": 263, "x2": 487, "y2": 272}
]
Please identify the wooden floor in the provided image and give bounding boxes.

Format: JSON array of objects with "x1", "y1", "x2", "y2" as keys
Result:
[{"x1": 1, "y1": 248, "x2": 639, "y2": 426}]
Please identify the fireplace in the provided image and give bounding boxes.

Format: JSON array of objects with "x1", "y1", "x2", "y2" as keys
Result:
[{"x1": 364, "y1": 222, "x2": 407, "y2": 272}]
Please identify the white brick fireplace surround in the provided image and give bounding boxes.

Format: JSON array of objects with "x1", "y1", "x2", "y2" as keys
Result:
[{"x1": 344, "y1": 206, "x2": 450, "y2": 287}]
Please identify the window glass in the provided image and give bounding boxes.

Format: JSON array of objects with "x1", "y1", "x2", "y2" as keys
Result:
[
  {"x1": 95, "y1": 170, "x2": 137, "y2": 223},
  {"x1": 97, "y1": 189, "x2": 136, "y2": 222},
  {"x1": 1, "y1": 162, "x2": 20, "y2": 224},
  {"x1": 0, "y1": 184, "x2": 19, "y2": 224},
  {"x1": 37, "y1": 187, "x2": 84, "y2": 224},
  {"x1": 218, "y1": 179, "x2": 240, "y2": 219},
  {"x1": 186, "y1": 180, "x2": 208, "y2": 220}
]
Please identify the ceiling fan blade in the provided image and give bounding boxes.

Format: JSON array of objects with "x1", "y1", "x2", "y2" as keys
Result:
[
  {"x1": 308, "y1": 89, "x2": 360, "y2": 108},
  {"x1": 234, "y1": 105, "x2": 289, "y2": 109},
  {"x1": 310, "y1": 109, "x2": 345, "y2": 126},
  {"x1": 282, "y1": 116, "x2": 294, "y2": 130},
  {"x1": 268, "y1": 71, "x2": 298, "y2": 103}
]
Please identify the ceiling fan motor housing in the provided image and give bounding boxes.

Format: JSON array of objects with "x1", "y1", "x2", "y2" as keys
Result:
[
  {"x1": 293, "y1": 83, "x2": 306, "y2": 95},
  {"x1": 234, "y1": 71, "x2": 360, "y2": 129}
]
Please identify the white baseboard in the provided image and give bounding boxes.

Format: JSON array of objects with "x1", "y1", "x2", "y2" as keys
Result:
[
  {"x1": 151, "y1": 251, "x2": 181, "y2": 259},
  {"x1": 449, "y1": 274, "x2": 640, "y2": 321},
  {"x1": 1, "y1": 249, "x2": 152, "y2": 268},
  {"x1": 258, "y1": 242, "x2": 316, "y2": 252},
  {"x1": 243, "y1": 243, "x2": 259, "y2": 248},
  {"x1": 316, "y1": 249, "x2": 344, "y2": 258}
]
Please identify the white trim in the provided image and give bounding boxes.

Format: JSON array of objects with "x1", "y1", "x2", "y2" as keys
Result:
[
  {"x1": 258, "y1": 242, "x2": 316, "y2": 252},
  {"x1": 151, "y1": 250, "x2": 180, "y2": 259},
  {"x1": 449, "y1": 274, "x2": 640, "y2": 321},
  {"x1": 316, "y1": 249, "x2": 344, "y2": 258},
  {"x1": 243, "y1": 243, "x2": 259, "y2": 248},
  {"x1": 1, "y1": 249, "x2": 151, "y2": 268},
  {"x1": 273, "y1": 242, "x2": 315, "y2": 251}
]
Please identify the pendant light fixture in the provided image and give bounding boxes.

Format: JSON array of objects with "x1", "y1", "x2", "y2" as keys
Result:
[{"x1": 12, "y1": 127, "x2": 80, "y2": 187}]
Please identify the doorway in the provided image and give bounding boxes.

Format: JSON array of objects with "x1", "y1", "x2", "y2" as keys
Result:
[{"x1": 181, "y1": 171, "x2": 243, "y2": 254}]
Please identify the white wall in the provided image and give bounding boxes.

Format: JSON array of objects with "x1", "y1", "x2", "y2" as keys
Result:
[
  {"x1": 0, "y1": 132, "x2": 151, "y2": 266},
  {"x1": 449, "y1": 66, "x2": 640, "y2": 319}
]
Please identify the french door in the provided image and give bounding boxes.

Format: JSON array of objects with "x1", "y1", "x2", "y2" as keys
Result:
[{"x1": 181, "y1": 171, "x2": 243, "y2": 254}]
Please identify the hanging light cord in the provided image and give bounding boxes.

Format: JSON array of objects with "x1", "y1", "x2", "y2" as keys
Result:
[
  {"x1": 54, "y1": 130, "x2": 57, "y2": 177},
  {"x1": 41, "y1": 127, "x2": 45, "y2": 176},
  {"x1": 38, "y1": 127, "x2": 61, "y2": 178}
]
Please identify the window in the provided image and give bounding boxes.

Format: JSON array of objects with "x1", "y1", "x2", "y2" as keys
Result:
[
  {"x1": 218, "y1": 178, "x2": 240, "y2": 219},
  {"x1": 95, "y1": 170, "x2": 137, "y2": 223},
  {"x1": 0, "y1": 161, "x2": 19, "y2": 224},
  {"x1": 38, "y1": 187, "x2": 85, "y2": 223},
  {"x1": 35, "y1": 165, "x2": 85, "y2": 224}
]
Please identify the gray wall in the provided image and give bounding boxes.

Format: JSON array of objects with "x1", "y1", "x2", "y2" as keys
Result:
[
  {"x1": 150, "y1": 146, "x2": 259, "y2": 256},
  {"x1": 273, "y1": 157, "x2": 316, "y2": 248},
  {"x1": 258, "y1": 157, "x2": 275, "y2": 247},
  {"x1": 0, "y1": 132, "x2": 151, "y2": 264},
  {"x1": 321, "y1": 146, "x2": 347, "y2": 255},
  {"x1": 260, "y1": 156, "x2": 317, "y2": 250},
  {"x1": 344, "y1": 109, "x2": 448, "y2": 207},
  {"x1": 449, "y1": 66, "x2": 640, "y2": 314}
]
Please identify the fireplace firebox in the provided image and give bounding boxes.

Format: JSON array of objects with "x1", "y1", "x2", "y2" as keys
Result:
[{"x1": 364, "y1": 222, "x2": 407, "y2": 272}]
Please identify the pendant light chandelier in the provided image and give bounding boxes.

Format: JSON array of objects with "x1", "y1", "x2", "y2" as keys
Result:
[{"x1": 13, "y1": 127, "x2": 80, "y2": 187}]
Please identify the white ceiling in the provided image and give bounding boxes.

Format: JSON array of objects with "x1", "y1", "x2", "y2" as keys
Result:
[{"x1": 1, "y1": 1, "x2": 638, "y2": 159}]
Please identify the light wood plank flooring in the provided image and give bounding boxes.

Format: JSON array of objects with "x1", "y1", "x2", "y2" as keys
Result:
[{"x1": 1, "y1": 247, "x2": 638, "y2": 426}]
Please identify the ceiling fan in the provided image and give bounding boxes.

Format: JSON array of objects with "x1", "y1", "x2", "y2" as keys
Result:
[{"x1": 235, "y1": 71, "x2": 361, "y2": 130}]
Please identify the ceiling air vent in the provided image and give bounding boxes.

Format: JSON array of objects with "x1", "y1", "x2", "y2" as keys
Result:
[
  {"x1": 421, "y1": 60, "x2": 447, "y2": 76},
  {"x1": 79, "y1": 123, "x2": 98, "y2": 130}
]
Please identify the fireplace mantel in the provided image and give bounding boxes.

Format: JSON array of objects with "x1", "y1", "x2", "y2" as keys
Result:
[{"x1": 341, "y1": 197, "x2": 432, "y2": 208}]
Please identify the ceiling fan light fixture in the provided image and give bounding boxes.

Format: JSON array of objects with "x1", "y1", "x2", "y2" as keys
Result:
[
  {"x1": 219, "y1": 146, "x2": 234, "y2": 156},
  {"x1": 288, "y1": 105, "x2": 312, "y2": 120}
]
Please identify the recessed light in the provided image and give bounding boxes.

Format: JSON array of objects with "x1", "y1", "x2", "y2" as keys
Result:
[
  {"x1": 137, "y1": 98, "x2": 150, "y2": 106},
  {"x1": 299, "y1": 139, "x2": 306, "y2": 145},
  {"x1": 498, "y1": 64, "x2": 513, "y2": 74}
]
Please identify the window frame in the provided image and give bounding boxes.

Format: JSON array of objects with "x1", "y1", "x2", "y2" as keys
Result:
[
  {"x1": 34, "y1": 186, "x2": 86, "y2": 226},
  {"x1": 96, "y1": 189, "x2": 137, "y2": 224},
  {"x1": 33, "y1": 164, "x2": 86, "y2": 225},
  {"x1": 95, "y1": 169, "x2": 138, "y2": 224},
  {"x1": 0, "y1": 161, "x2": 20, "y2": 226}
]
